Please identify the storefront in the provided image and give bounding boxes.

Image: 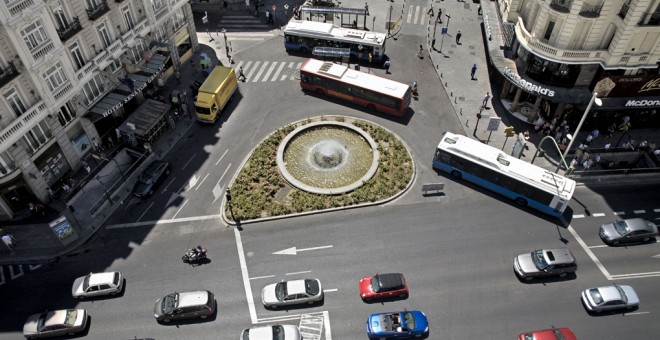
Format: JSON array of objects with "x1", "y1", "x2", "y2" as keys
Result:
[{"x1": 34, "y1": 143, "x2": 71, "y2": 188}]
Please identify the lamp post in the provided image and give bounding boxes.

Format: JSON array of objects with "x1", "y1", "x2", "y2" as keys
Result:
[
  {"x1": 387, "y1": 5, "x2": 393, "y2": 36},
  {"x1": 555, "y1": 92, "x2": 602, "y2": 173}
]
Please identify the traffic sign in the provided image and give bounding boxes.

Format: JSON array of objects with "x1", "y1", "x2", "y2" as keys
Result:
[
  {"x1": 284, "y1": 4, "x2": 289, "y2": 10},
  {"x1": 441, "y1": 27, "x2": 448, "y2": 34},
  {"x1": 487, "y1": 117, "x2": 501, "y2": 132}
]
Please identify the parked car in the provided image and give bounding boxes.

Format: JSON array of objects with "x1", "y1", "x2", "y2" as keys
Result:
[
  {"x1": 134, "y1": 160, "x2": 171, "y2": 197},
  {"x1": 366, "y1": 310, "x2": 429, "y2": 339},
  {"x1": 513, "y1": 248, "x2": 577, "y2": 280},
  {"x1": 71, "y1": 271, "x2": 124, "y2": 298},
  {"x1": 23, "y1": 309, "x2": 88, "y2": 339},
  {"x1": 240, "y1": 324, "x2": 302, "y2": 340},
  {"x1": 261, "y1": 279, "x2": 323, "y2": 308},
  {"x1": 581, "y1": 285, "x2": 639, "y2": 313},
  {"x1": 517, "y1": 327, "x2": 577, "y2": 340},
  {"x1": 599, "y1": 218, "x2": 658, "y2": 245},
  {"x1": 359, "y1": 273, "x2": 409, "y2": 301},
  {"x1": 153, "y1": 290, "x2": 216, "y2": 322}
]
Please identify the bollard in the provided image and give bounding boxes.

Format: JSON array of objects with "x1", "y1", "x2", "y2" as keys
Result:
[
  {"x1": 466, "y1": 119, "x2": 469, "y2": 127},
  {"x1": 450, "y1": 92, "x2": 453, "y2": 97},
  {"x1": 460, "y1": 107, "x2": 463, "y2": 115},
  {"x1": 445, "y1": 82, "x2": 448, "y2": 86},
  {"x1": 454, "y1": 97, "x2": 457, "y2": 103}
]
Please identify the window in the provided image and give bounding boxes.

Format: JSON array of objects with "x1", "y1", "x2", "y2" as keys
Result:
[
  {"x1": 86, "y1": 0, "x2": 100, "y2": 10},
  {"x1": 69, "y1": 42, "x2": 85, "y2": 70},
  {"x1": 4, "y1": 88, "x2": 27, "y2": 117},
  {"x1": 20, "y1": 120, "x2": 52, "y2": 154},
  {"x1": 543, "y1": 20, "x2": 555, "y2": 41},
  {"x1": 152, "y1": 0, "x2": 166, "y2": 12},
  {"x1": 57, "y1": 102, "x2": 77, "y2": 126},
  {"x1": 43, "y1": 63, "x2": 68, "y2": 91},
  {"x1": 122, "y1": 6, "x2": 135, "y2": 29},
  {"x1": 81, "y1": 74, "x2": 105, "y2": 105},
  {"x1": 98, "y1": 22, "x2": 112, "y2": 48},
  {"x1": 53, "y1": 7, "x2": 70, "y2": 30},
  {"x1": 0, "y1": 151, "x2": 16, "y2": 176},
  {"x1": 21, "y1": 20, "x2": 49, "y2": 50},
  {"x1": 172, "y1": 7, "x2": 186, "y2": 31}
]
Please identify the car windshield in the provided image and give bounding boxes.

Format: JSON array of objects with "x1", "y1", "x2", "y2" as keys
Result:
[
  {"x1": 371, "y1": 276, "x2": 381, "y2": 292},
  {"x1": 613, "y1": 220, "x2": 631, "y2": 235},
  {"x1": 162, "y1": 293, "x2": 178, "y2": 314},
  {"x1": 275, "y1": 282, "x2": 287, "y2": 301},
  {"x1": 272, "y1": 325, "x2": 285, "y2": 340},
  {"x1": 532, "y1": 250, "x2": 549, "y2": 270},
  {"x1": 589, "y1": 288, "x2": 603, "y2": 304},
  {"x1": 37, "y1": 314, "x2": 47, "y2": 331},
  {"x1": 82, "y1": 275, "x2": 90, "y2": 290},
  {"x1": 64, "y1": 310, "x2": 77, "y2": 325},
  {"x1": 402, "y1": 312, "x2": 415, "y2": 330},
  {"x1": 615, "y1": 286, "x2": 628, "y2": 303},
  {"x1": 138, "y1": 174, "x2": 155, "y2": 184},
  {"x1": 305, "y1": 279, "x2": 320, "y2": 295}
]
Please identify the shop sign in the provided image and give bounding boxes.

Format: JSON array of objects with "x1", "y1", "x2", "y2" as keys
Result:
[
  {"x1": 594, "y1": 75, "x2": 660, "y2": 97},
  {"x1": 625, "y1": 99, "x2": 660, "y2": 107},
  {"x1": 503, "y1": 67, "x2": 555, "y2": 97}
]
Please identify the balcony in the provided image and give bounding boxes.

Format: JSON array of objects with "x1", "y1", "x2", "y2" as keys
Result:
[
  {"x1": 618, "y1": 3, "x2": 630, "y2": 20},
  {"x1": 0, "y1": 62, "x2": 20, "y2": 88},
  {"x1": 31, "y1": 41, "x2": 55, "y2": 62},
  {"x1": 638, "y1": 12, "x2": 660, "y2": 26},
  {"x1": 56, "y1": 17, "x2": 82, "y2": 42},
  {"x1": 4, "y1": 0, "x2": 35, "y2": 17},
  {"x1": 87, "y1": 0, "x2": 110, "y2": 21},
  {"x1": 550, "y1": 0, "x2": 572, "y2": 13},
  {"x1": 579, "y1": 2, "x2": 603, "y2": 18},
  {"x1": 0, "y1": 100, "x2": 48, "y2": 148}
]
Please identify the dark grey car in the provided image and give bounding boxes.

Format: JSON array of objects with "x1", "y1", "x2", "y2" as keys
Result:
[
  {"x1": 134, "y1": 160, "x2": 171, "y2": 197},
  {"x1": 514, "y1": 248, "x2": 577, "y2": 280},
  {"x1": 599, "y1": 218, "x2": 658, "y2": 245},
  {"x1": 153, "y1": 291, "x2": 215, "y2": 323}
]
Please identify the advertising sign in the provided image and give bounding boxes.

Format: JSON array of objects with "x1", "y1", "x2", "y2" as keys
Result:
[{"x1": 49, "y1": 216, "x2": 78, "y2": 246}]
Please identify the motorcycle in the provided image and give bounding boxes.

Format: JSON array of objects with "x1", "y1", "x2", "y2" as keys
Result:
[{"x1": 182, "y1": 245, "x2": 207, "y2": 263}]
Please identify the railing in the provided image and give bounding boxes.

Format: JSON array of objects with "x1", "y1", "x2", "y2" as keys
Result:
[
  {"x1": 31, "y1": 41, "x2": 55, "y2": 62},
  {"x1": 638, "y1": 11, "x2": 660, "y2": 26},
  {"x1": 56, "y1": 17, "x2": 82, "y2": 42},
  {"x1": 53, "y1": 83, "x2": 73, "y2": 101},
  {"x1": 618, "y1": 2, "x2": 630, "y2": 20},
  {"x1": 87, "y1": 0, "x2": 110, "y2": 21},
  {"x1": 0, "y1": 62, "x2": 20, "y2": 88},
  {"x1": 76, "y1": 61, "x2": 97, "y2": 81},
  {"x1": 0, "y1": 100, "x2": 48, "y2": 146},
  {"x1": 5, "y1": 0, "x2": 35, "y2": 17},
  {"x1": 549, "y1": 0, "x2": 572, "y2": 13},
  {"x1": 579, "y1": 2, "x2": 602, "y2": 18}
]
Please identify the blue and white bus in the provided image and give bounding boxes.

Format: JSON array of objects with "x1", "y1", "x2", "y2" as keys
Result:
[
  {"x1": 432, "y1": 132, "x2": 575, "y2": 217},
  {"x1": 283, "y1": 20, "x2": 387, "y2": 63}
]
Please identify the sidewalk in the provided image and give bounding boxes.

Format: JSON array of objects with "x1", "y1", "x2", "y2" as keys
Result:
[{"x1": 0, "y1": 49, "x2": 208, "y2": 265}]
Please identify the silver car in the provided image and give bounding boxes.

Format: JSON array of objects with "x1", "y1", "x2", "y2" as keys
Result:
[
  {"x1": 261, "y1": 279, "x2": 323, "y2": 308},
  {"x1": 599, "y1": 218, "x2": 658, "y2": 245},
  {"x1": 513, "y1": 248, "x2": 577, "y2": 280},
  {"x1": 240, "y1": 324, "x2": 302, "y2": 340},
  {"x1": 23, "y1": 309, "x2": 88, "y2": 339},
  {"x1": 72, "y1": 271, "x2": 124, "y2": 298},
  {"x1": 581, "y1": 285, "x2": 639, "y2": 313}
]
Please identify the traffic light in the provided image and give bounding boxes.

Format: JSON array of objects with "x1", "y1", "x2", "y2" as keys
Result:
[{"x1": 504, "y1": 126, "x2": 515, "y2": 137}]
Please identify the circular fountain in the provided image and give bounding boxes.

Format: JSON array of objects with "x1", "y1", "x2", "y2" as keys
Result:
[{"x1": 277, "y1": 120, "x2": 379, "y2": 194}]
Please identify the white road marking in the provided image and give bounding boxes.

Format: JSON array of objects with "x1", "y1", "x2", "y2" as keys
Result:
[
  {"x1": 592, "y1": 213, "x2": 606, "y2": 217},
  {"x1": 566, "y1": 225, "x2": 612, "y2": 280},
  {"x1": 323, "y1": 289, "x2": 338, "y2": 293},
  {"x1": 588, "y1": 245, "x2": 609, "y2": 249},
  {"x1": 323, "y1": 311, "x2": 333, "y2": 340},
  {"x1": 161, "y1": 177, "x2": 177, "y2": 193},
  {"x1": 235, "y1": 227, "x2": 258, "y2": 323},
  {"x1": 250, "y1": 275, "x2": 275, "y2": 280},
  {"x1": 9, "y1": 265, "x2": 23, "y2": 280},
  {"x1": 614, "y1": 211, "x2": 625, "y2": 215},
  {"x1": 625, "y1": 311, "x2": 650, "y2": 316},
  {"x1": 611, "y1": 271, "x2": 660, "y2": 279},
  {"x1": 273, "y1": 245, "x2": 333, "y2": 255},
  {"x1": 187, "y1": 174, "x2": 199, "y2": 192},
  {"x1": 195, "y1": 173, "x2": 210, "y2": 190},
  {"x1": 28, "y1": 264, "x2": 41, "y2": 270},
  {"x1": 182, "y1": 153, "x2": 196, "y2": 170},
  {"x1": 214, "y1": 149, "x2": 228, "y2": 166},
  {"x1": 251, "y1": 61, "x2": 270, "y2": 82},
  {"x1": 137, "y1": 202, "x2": 154, "y2": 222},
  {"x1": 256, "y1": 314, "x2": 303, "y2": 323},
  {"x1": 634, "y1": 210, "x2": 646, "y2": 214},
  {"x1": 245, "y1": 61, "x2": 261, "y2": 80},
  {"x1": 271, "y1": 62, "x2": 286, "y2": 81},
  {"x1": 166, "y1": 192, "x2": 179, "y2": 206},
  {"x1": 171, "y1": 199, "x2": 189, "y2": 219},
  {"x1": 107, "y1": 214, "x2": 223, "y2": 229},
  {"x1": 654, "y1": 208, "x2": 660, "y2": 213},
  {"x1": 261, "y1": 61, "x2": 276, "y2": 82},
  {"x1": 286, "y1": 270, "x2": 312, "y2": 276},
  {"x1": 212, "y1": 184, "x2": 225, "y2": 204},
  {"x1": 573, "y1": 214, "x2": 585, "y2": 218}
]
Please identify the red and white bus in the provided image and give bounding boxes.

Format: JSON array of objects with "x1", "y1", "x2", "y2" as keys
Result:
[{"x1": 299, "y1": 58, "x2": 412, "y2": 117}]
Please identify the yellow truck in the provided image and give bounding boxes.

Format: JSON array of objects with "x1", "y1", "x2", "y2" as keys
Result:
[{"x1": 194, "y1": 65, "x2": 238, "y2": 123}]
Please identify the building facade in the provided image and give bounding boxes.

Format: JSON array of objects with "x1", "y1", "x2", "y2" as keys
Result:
[
  {"x1": 0, "y1": 0, "x2": 198, "y2": 221},
  {"x1": 485, "y1": 0, "x2": 660, "y2": 131}
]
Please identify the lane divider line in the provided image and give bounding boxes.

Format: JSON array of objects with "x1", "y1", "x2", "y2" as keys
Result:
[
  {"x1": 566, "y1": 224, "x2": 613, "y2": 280},
  {"x1": 286, "y1": 270, "x2": 312, "y2": 276},
  {"x1": 250, "y1": 275, "x2": 276, "y2": 280}
]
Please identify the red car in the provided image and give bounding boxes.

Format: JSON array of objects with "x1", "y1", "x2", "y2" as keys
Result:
[
  {"x1": 359, "y1": 273, "x2": 408, "y2": 302},
  {"x1": 518, "y1": 327, "x2": 576, "y2": 340}
]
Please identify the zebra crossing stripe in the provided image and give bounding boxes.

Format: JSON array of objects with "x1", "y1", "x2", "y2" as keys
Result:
[
  {"x1": 9, "y1": 265, "x2": 23, "y2": 280},
  {"x1": 245, "y1": 61, "x2": 260, "y2": 79},
  {"x1": 251, "y1": 61, "x2": 270, "y2": 82},
  {"x1": 261, "y1": 61, "x2": 277, "y2": 82},
  {"x1": 271, "y1": 62, "x2": 286, "y2": 81},
  {"x1": 291, "y1": 62, "x2": 303, "y2": 80},
  {"x1": 407, "y1": 5, "x2": 414, "y2": 23}
]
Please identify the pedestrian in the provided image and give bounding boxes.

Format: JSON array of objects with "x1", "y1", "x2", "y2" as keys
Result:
[
  {"x1": 266, "y1": 10, "x2": 270, "y2": 24},
  {"x1": 106, "y1": 136, "x2": 114, "y2": 148},
  {"x1": 456, "y1": 31, "x2": 462, "y2": 44},
  {"x1": 238, "y1": 66, "x2": 247, "y2": 82},
  {"x1": 61, "y1": 182, "x2": 71, "y2": 194},
  {"x1": 583, "y1": 158, "x2": 593, "y2": 170},
  {"x1": 190, "y1": 59, "x2": 197, "y2": 74},
  {"x1": 83, "y1": 161, "x2": 91, "y2": 174},
  {"x1": 143, "y1": 142, "x2": 152, "y2": 153},
  {"x1": 416, "y1": 45, "x2": 423, "y2": 58},
  {"x1": 482, "y1": 92, "x2": 491, "y2": 108},
  {"x1": 470, "y1": 64, "x2": 477, "y2": 79},
  {"x1": 92, "y1": 137, "x2": 103, "y2": 151},
  {"x1": 590, "y1": 128, "x2": 599, "y2": 139},
  {"x1": 437, "y1": 9, "x2": 443, "y2": 23},
  {"x1": 593, "y1": 154, "x2": 601, "y2": 166},
  {"x1": 2, "y1": 233, "x2": 15, "y2": 249},
  {"x1": 168, "y1": 116, "x2": 176, "y2": 130},
  {"x1": 383, "y1": 59, "x2": 391, "y2": 74},
  {"x1": 365, "y1": 2, "x2": 369, "y2": 16},
  {"x1": 175, "y1": 70, "x2": 181, "y2": 84}
]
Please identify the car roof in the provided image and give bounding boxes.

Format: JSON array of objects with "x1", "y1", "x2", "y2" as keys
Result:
[
  {"x1": 178, "y1": 291, "x2": 209, "y2": 307},
  {"x1": 623, "y1": 218, "x2": 654, "y2": 231},
  {"x1": 596, "y1": 285, "x2": 624, "y2": 301},
  {"x1": 43, "y1": 310, "x2": 69, "y2": 327},
  {"x1": 542, "y1": 248, "x2": 575, "y2": 264},
  {"x1": 376, "y1": 273, "x2": 405, "y2": 289},
  {"x1": 87, "y1": 272, "x2": 116, "y2": 285},
  {"x1": 525, "y1": 328, "x2": 576, "y2": 340},
  {"x1": 246, "y1": 325, "x2": 300, "y2": 339},
  {"x1": 287, "y1": 280, "x2": 306, "y2": 295}
]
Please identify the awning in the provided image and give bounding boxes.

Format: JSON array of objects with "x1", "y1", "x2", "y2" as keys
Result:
[
  {"x1": 301, "y1": 6, "x2": 366, "y2": 15},
  {"x1": 86, "y1": 53, "x2": 171, "y2": 122}
]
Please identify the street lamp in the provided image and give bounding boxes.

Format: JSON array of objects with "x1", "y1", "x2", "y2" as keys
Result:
[{"x1": 555, "y1": 92, "x2": 602, "y2": 173}]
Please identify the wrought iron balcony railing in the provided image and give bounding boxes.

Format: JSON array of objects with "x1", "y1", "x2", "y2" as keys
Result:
[
  {"x1": 579, "y1": 2, "x2": 603, "y2": 18},
  {"x1": 0, "y1": 62, "x2": 20, "y2": 88},
  {"x1": 87, "y1": 0, "x2": 110, "y2": 21},
  {"x1": 638, "y1": 11, "x2": 660, "y2": 26},
  {"x1": 550, "y1": 0, "x2": 573, "y2": 13},
  {"x1": 56, "y1": 17, "x2": 82, "y2": 42}
]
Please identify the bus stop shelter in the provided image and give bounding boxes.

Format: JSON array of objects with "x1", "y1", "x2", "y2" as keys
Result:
[
  {"x1": 312, "y1": 47, "x2": 351, "y2": 64},
  {"x1": 301, "y1": 6, "x2": 368, "y2": 30}
]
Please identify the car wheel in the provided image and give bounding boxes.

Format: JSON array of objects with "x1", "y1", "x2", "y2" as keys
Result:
[{"x1": 451, "y1": 170, "x2": 462, "y2": 179}]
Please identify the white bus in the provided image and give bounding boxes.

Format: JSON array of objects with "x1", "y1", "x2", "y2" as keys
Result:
[
  {"x1": 284, "y1": 20, "x2": 387, "y2": 63},
  {"x1": 432, "y1": 132, "x2": 575, "y2": 217}
]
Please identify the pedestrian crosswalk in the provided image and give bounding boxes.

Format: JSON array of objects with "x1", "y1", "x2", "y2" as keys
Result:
[
  {"x1": 404, "y1": 5, "x2": 435, "y2": 26},
  {"x1": 217, "y1": 14, "x2": 279, "y2": 43},
  {"x1": 0, "y1": 264, "x2": 41, "y2": 286},
  {"x1": 299, "y1": 312, "x2": 325, "y2": 340},
  {"x1": 234, "y1": 60, "x2": 302, "y2": 83}
]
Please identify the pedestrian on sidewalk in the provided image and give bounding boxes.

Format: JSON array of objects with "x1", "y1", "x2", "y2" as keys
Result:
[
  {"x1": 365, "y1": 2, "x2": 369, "y2": 16},
  {"x1": 176, "y1": 70, "x2": 181, "y2": 84},
  {"x1": 383, "y1": 59, "x2": 391, "y2": 74},
  {"x1": 266, "y1": 10, "x2": 271, "y2": 25},
  {"x1": 470, "y1": 64, "x2": 477, "y2": 79},
  {"x1": 456, "y1": 31, "x2": 462, "y2": 44},
  {"x1": 482, "y1": 92, "x2": 491, "y2": 108},
  {"x1": 143, "y1": 142, "x2": 152, "y2": 153},
  {"x1": 83, "y1": 161, "x2": 91, "y2": 174},
  {"x1": 238, "y1": 66, "x2": 247, "y2": 82},
  {"x1": 168, "y1": 116, "x2": 176, "y2": 130},
  {"x1": 2, "y1": 233, "x2": 16, "y2": 249},
  {"x1": 437, "y1": 9, "x2": 443, "y2": 23},
  {"x1": 416, "y1": 45, "x2": 424, "y2": 58}
]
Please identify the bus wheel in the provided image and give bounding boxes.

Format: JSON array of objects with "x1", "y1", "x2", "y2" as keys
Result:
[
  {"x1": 515, "y1": 197, "x2": 528, "y2": 206},
  {"x1": 451, "y1": 171, "x2": 462, "y2": 179},
  {"x1": 367, "y1": 104, "x2": 376, "y2": 111},
  {"x1": 316, "y1": 89, "x2": 325, "y2": 96}
]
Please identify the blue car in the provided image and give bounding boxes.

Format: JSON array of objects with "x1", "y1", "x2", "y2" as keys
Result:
[{"x1": 366, "y1": 310, "x2": 429, "y2": 339}]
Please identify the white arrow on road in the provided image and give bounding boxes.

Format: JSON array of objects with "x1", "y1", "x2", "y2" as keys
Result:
[
  {"x1": 273, "y1": 245, "x2": 333, "y2": 255},
  {"x1": 652, "y1": 254, "x2": 660, "y2": 259}
]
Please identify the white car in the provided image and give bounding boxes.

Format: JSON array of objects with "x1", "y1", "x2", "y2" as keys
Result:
[
  {"x1": 581, "y1": 285, "x2": 639, "y2": 313},
  {"x1": 23, "y1": 309, "x2": 88, "y2": 339},
  {"x1": 240, "y1": 324, "x2": 302, "y2": 340},
  {"x1": 261, "y1": 279, "x2": 323, "y2": 308},
  {"x1": 72, "y1": 271, "x2": 124, "y2": 298}
]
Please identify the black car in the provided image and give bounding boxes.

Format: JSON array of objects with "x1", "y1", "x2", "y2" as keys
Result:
[{"x1": 133, "y1": 160, "x2": 171, "y2": 197}]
